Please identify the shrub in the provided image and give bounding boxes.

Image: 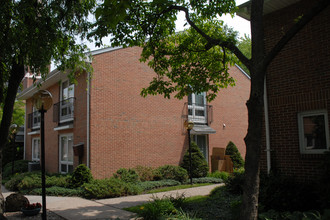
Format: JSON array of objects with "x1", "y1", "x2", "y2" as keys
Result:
[
  {"x1": 29, "y1": 186, "x2": 83, "y2": 197},
  {"x1": 259, "y1": 172, "x2": 319, "y2": 212},
  {"x1": 81, "y1": 178, "x2": 142, "y2": 199},
  {"x1": 207, "y1": 171, "x2": 230, "y2": 181},
  {"x1": 156, "y1": 165, "x2": 188, "y2": 183},
  {"x1": 69, "y1": 164, "x2": 93, "y2": 188},
  {"x1": 5, "y1": 173, "x2": 29, "y2": 191},
  {"x1": 224, "y1": 170, "x2": 245, "y2": 195},
  {"x1": 135, "y1": 165, "x2": 155, "y2": 181},
  {"x1": 186, "y1": 177, "x2": 223, "y2": 184},
  {"x1": 138, "y1": 197, "x2": 177, "y2": 220},
  {"x1": 138, "y1": 180, "x2": 181, "y2": 191},
  {"x1": 225, "y1": 141, "x2": 244, "y2": 169},
  {"x1": 180, "y1": 142, "x2": 208, "y2": 178},
  {"x1": 2, "y1": 160, "x2": 29, "y2": 180},
  {"x1": 113, "y1": 168, "x2": 139, "y2": 183},
  {"x1": 258, "y1": 210, "x2": 323, "y2": 220}
]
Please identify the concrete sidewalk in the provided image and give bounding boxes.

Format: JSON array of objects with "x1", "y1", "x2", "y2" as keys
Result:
[{"x1": 3, "y1": 183, "x2": 223, "y2": 220}]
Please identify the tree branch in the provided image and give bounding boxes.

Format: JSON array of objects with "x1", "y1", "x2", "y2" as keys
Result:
[
  {"x1": 166, "y1": 5, "x2": 251, "y2": 70},
  {"x1": 263, "y1": 0, "x2": 330, "y2": 69}
]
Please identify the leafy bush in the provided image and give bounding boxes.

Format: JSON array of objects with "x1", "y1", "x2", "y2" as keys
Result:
[
  {"x1": 135, "y1": 165, "x2": 155, "y2": 181},
  {"x1": 81, "y1": 178, "x2": 142, "y2": 199},
  {"x1": 137, "y1": 197, "x2": 177, "y2": 220},
  {"x1": 69, "y1": 164, "x2": 93, "y2": 188},
  {"x1": 225, "y1": 141, "x2": 244, "y2": 169},
  {"x1": 29, "y1": 186, "x2": 83, "y2": 197},
  {"x1": 259, "y1": 172, "x2": 319, "y2": 212},
  {"x1": 2, "y1": 160, "x2": 29, "y2": 180},
  {"x1": 258, "y1": 209, "x2": 323, "y2": 220},
  {"x1": 113, "y1": 168, "x2": 139, "y2": 183},
  {"x1": 207, "y1": 171, "x2": 230, "y2": 181},
  {"x1": 181, "y1": 142, "x2": 209, "y2": 178},
  {"x1": 156, "y1": 165, "x2": 188, "y2": 183},
  {"x1": 5, "y1": 172, "x2": 30, "y2": 191},
  {"x1": 138, "y1": 180, "x2": 181, "y2": 191},
  {"x1": 224, "y1": 170, "x2": 245, "y2": 195},
  {"x1": 185, "y1": 177, "x2": 223, "y2": 184}
]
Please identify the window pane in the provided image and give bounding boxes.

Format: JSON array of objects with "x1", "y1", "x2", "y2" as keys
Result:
[
  {"x1": 196, "y1": 135, "x2": 207, "y2": 159},
  {"x1": 68, "y1": 136, "x2": 73, "y2": 162},
  {"x1": 61, "y1": 136, "x2": 67, "y2": 161},
  {"x1": 195, "y1": 110, "x2": 205, "y2": 117},
  {"x1": 195, "y1": 94, "x2": 205, "y2": 106},
  {"x1": 61, "y1": 164, "x2": 67, "y2": 173},
  {"x1": 303, "y1": 115, "x2": 327, "y2": 150}
]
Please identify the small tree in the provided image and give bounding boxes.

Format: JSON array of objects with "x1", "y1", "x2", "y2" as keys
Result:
[
  {"x1": 181, "y1": 141, "x2": 208, "y2": 178},
  {"x1": 225, "y1": 141, "x2": 244, "y2": 169}
]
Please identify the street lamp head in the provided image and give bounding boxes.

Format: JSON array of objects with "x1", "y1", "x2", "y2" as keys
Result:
[
  {"x1": 9, "y1": 124, "x2": 18, "y2": 133},
  {"x1": 184, "y1": 120, "x2": 194, "y2": 130},
  {"x1": 33, "y1": 90, "x2": 53, "y2": 111}
]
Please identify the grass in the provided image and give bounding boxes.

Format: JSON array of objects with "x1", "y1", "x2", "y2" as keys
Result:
[{"x1": 147, "y1": 183, "x2": 212, "y2": 194}]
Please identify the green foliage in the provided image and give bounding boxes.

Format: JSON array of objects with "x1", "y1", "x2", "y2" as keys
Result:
[
  {"x1": 258, "y1": 209, "x2": 323, "y2": 220},
  {"x1": 81, "y1": 178, "x2": 142, "y2": 199},
  {"x1": 134, "y1": 165, "x2": 156, "y2": 182},
  {"x1": 2, "y1": 160, "x2": 29, "y2": 180},
  {"x1": 207, "y1": 171, "x2": 230, "y2": 181},
  {"x1": 69, "y1": 164, "x2": 93, "y2": 188},
  {"x1": 113, "y1": 168, "x2": 140, "y2": 183},
  {"x1": 224, "y1": 170, "x2": 245, "y2": 195},
  {"x1": 259, "y1": 173, "x2": 320, "y2": 212},
  {"x1": 225, "y1": 141, "x2": 244, "y2": 169},
  {"x1": 185, "y1": 177, "x2": 223, "y2": 184},
  {"x1": 156, "y1": 165, "x2": 188, "y2": 183},
  {"x1": 137, "y1": 197, "x2": 177, "y2": 220},
  {"x1": 138, "y1": 180, "x2": 181, "y2": 192},
  {"x1": 29, "y1": 186, "x2": 83, "y2": 197},
  {"x1": 181, "y1": 142, "x2": 209, "y2": 178},
  {"x1": 4, "y1": 171, "x2": 70, "y2": 191},
  {"x1": 237, "y1": 34, "x2": 251, "y2": 74}
]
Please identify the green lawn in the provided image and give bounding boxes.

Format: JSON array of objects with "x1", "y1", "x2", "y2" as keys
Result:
[{"x1": 146, "y1": 183, "x2": 212, "y2": 194}]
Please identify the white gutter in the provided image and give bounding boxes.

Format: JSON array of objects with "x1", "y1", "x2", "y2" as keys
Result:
[
  {"x1": 86, "y1": 71, "x2": 91, "y2": 168},
  {"x1": 264, "y1": 79, "x2": 271, "y2": 174}
]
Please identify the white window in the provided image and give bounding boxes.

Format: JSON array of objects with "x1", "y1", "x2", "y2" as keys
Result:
[
  {"x1": 60, "y1": 80, "x2": 74, "y2": 122},
  {"x1": 59, "y1": 134, "x2": 74, "y2": 173},
  {"x1": 298, "y1": 110, "x2": 330, "y2": 154},
  {"x1": 192, "y1": 135, "x2": 208, "y2": 162},
  {"x1": 32, "y1": 138, "x2": 40, "y2": 161},
  {"x1": 32, "y1": 107, "x2": 41, "y2": 128},
  {"x1": 188, "y1": 93, "x2": 207, "y2": 124}
]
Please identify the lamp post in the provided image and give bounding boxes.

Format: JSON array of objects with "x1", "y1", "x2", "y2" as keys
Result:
[
  {"x1": 9, "y1": 124, "x2": 18, "y2": 175},
  {"x1": 184, "y1": 120, "x2": 194, "y2": 185},
  {"x1": 33, "y1": 90, "x2": 52, "y2": 220}
]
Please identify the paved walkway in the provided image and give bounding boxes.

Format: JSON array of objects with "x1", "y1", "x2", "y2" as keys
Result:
[{"x1": 3, "y1": 184, "x2": 223, "y2": 220}]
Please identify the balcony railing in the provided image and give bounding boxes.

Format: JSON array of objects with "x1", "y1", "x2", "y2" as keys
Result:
[
  {"x1": 53, "y1": 97, "x2": 75, "y2": 124},
  {"x1": 28, "y1": 111, "x2": 41, "y2": 129},
  {"x1": 184, "y1": 102, "x2": 213, "y2": 124}
]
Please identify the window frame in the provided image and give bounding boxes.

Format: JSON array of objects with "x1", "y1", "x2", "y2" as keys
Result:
[
  {"x1": 192, "y1": 134, "x2": 209, "y2": 162},
  {"x1": 298, "y1": 109, "x2": 330, "y2": 154},
  {"x1": 59, "y1": 133, "x2": 74, "y2": 174},
  {"x1": 32, "y1": 137, "x2": 40, "y2": 161}
]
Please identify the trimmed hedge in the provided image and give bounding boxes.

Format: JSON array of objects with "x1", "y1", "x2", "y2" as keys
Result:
[
  {"x1": 155, "y1": 165, "x2": 188, "y2": 183},
  {"x1": 138, "y1": 180, "x2": 181, "y2": 191}
]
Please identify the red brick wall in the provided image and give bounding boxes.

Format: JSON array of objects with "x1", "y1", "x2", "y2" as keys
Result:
[
  {"x1": 89, "y1": 47, "x2": 250, "y2": 179},
  {"x1": 262, "y1": 0, "x2": 330, "y2": 181},
  {"x1": 24, "y1": 72, "x2": 88, "y2": 173}
]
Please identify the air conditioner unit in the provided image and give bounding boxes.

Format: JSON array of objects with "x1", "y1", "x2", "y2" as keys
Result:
[{"x1": 28, "y1": 162, "x2": 40, "y2": 172}]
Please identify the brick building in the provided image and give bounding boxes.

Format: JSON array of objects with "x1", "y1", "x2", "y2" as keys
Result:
[
  {"x1": 238, "y1": 0, "x2": 330, "y2": 181},
  {"x1": 18, "y1": 46, "x2": 250, "y2": 179}
]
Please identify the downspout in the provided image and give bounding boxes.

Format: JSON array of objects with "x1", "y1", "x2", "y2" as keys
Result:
[
  {"x1": 264, "y1": 79, "x2": 271, "y2": 174},
  {"x1": 23, "y1": 104, "x2": 27, "y2": 160},
  {"x1": 86, "y1": 72, "x2": 90, "y2": 168}
]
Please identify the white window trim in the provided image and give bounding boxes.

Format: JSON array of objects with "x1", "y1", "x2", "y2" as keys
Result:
[
  {"x1": 59, "y1": 133, "x2": 74, "y2": 174},
  {"x1": 298, "y1": 110, "x2": 330, "y2": 154},
  {"x1": 32, "y1": 107, "x2": 41, "y2": 129},
  {"x1": 32, "y1": 137, "x2": 40, "y2": 161}
]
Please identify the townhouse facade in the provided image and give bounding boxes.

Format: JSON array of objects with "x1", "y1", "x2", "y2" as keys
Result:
[
  {"x1": 18, "y1": 46, "x2": 250, "y2": 179},
  {"x1": 238, "y1": 0, "x2": 330, "y2": 181}
]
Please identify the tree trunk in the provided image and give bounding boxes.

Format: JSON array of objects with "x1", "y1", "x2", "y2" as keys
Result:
[{"x1": 0, "y1": 60, "x2": 25, "y2": 216}]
